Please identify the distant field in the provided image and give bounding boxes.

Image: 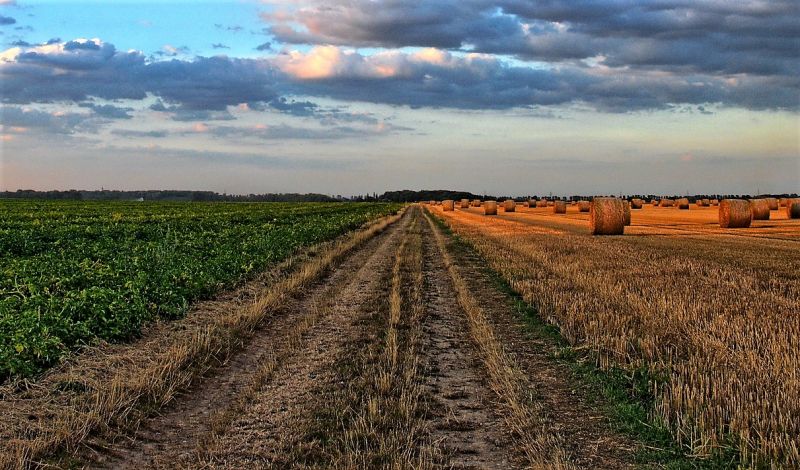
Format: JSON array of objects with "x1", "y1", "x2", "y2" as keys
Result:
[
  {"x1": 430, "y1": 202, "x2": 800, "y2": 467},
  {"x1": 0, "y1": 200, "x2": 401, "y2": 378}
]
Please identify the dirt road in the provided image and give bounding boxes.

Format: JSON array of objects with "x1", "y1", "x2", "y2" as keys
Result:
[{"x1": 5, "y1": 205, "x2": 638, "y2": 469}]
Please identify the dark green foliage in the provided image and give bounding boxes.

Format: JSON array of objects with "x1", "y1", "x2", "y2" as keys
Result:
[{"x1": 0, "y1": 200, "x2": 400, "y2": 379}]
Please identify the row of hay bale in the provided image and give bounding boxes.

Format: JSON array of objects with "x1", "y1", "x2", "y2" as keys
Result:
[
  {"x1": 437, "y1": 197, "x2": 800, "y2": 233},
  {"x1": 720, "y1": 198, "x2": 800, "y2": 227}
]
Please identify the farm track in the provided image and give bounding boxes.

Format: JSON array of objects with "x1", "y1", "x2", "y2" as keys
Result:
[{"x1": 1, "y1": 205, "x2": 641, "y2": 469}]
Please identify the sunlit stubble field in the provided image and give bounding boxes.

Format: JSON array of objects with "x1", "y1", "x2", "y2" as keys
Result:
[{"x1": 428, "y1": 202, "x2": 800, "y2": 467}]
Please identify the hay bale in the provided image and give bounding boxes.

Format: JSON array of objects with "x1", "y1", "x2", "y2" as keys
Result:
[
  {"x1": 442, "y1": 200, "x2": 455, "y2": 211},
  {"x1": 787, "y1": 199, "x2": 800, "y2": 219},
  {"x1": 578, "y1": 200, "x2": 590, "y2": 212},
  {"x1": 719, "y1": 199, "x2": 752, "y2": 228},
  {"x1": 750, "y1": 199, "x2": 770, "y2": 220},
  {"x1": 659, "y1": 199, "x2": 673, "y2": 207},
  {"x1": 484, "y1": 200, "x2": 498, "y2": 215},
  {"x1": 590, "y1": 197, "x2": 625, "y2": 235},
  {"x1": 623, "y1": 201, "x2": 631, "y2": 225},
  {"x1": 702, "y1": 198, "x2": 710, "y2": 206},
  {"x1": 536, "y1": 200, "x2": 547, "y2": 208},
  {"x1": 471, "y1": 199, "x2": 481, "y2": 207},
  {"x1": 677, "y1": 198, "x2": 689, "y2": 209},
  {"x1": 766, "y1": 197, "x2": 778, "y2": 210},
  {"x1": 631, "y1": 198, "x2": 643, "y2": 209},
  {"x1": 503, "y1": 199, "x2": 516, "y2": 212},
  {"x1": 553, "y1": 200, "x2": 566, "y2": 214},
  {"x1": 460, "y1": 199, "x2": 470, "y2": 209},
  {"x1": 528, "y1": 199, "x2": 536, "y2": 207},
  {"x1": 695, "y1": 199, "x2": 706, "y2": 207},
  {"x1": 711, "y1": 199, "x2": 719, "y2": 206},
  {"x1": 651, "y1": 200, "x2": 658, "y2": 205}
]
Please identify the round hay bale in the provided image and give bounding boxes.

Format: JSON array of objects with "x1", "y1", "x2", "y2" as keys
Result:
[
  {"x1": 650, "y1": 199, "x2": 658, "y2": 205},
  {"x1": 571, "y1": 201, "x2": 577, "y2": 205},
  {"x1": 623, "y1": 201, "x2": 631, "y2": 225},
  {"x1": 677, "y1": 198, "x2": 689, "y2": 209},
  {"x1": 553, "y1": 200, "x2": 566, "y2": 214},
  {"x1": 631, "y1": 198, "x2": 643, "y2": 209},
  {"x1": 484, "y1": 200, "x2": 498, "y2": 215},
  {"x1": 787, "y1": 199, "x2": 800, "y2": 219},
  {"x1": 460, "y1": 199, "x2": 470, "y2": 209},
  {"x1": 766, "y1": 197, "x2": 778, "y2": 210},
  {"x1": 442, "y1": 200, "x2": 455, "y2": 211},
  {"x1": 536, "y1": 200, "x2": 547, "y2": 208},
  {"x1": 590, "y1": 198, "x2": 625, "y2": 235},
  {"x1": 659, "y1": 199, "x2": 673, "y2": 207},
  {"x1": 547, "y1": 201, "x2": 554, "y2": 207},
  {"x1": 695, "y1": 199, "x2": 706, "y2": 207},
  {"x1": 702, "y1": 198, "x2": 710, "y2": 206},
  {"x1": 750, "y1": 199, "x2": 770, "y2": 220},
  {"x1": 719, "y1": 199, "x2": 752, "y2": 228},
  {"x1": 578, "y1": 200, "x2": 590, "y2": 212},
  {"x1": 528, "y1": 199, "x2": 536, "y2": 207},
  {"x1": 471, "y1": 199, "x2": 481, "y2": 207},
  {"x1": 711, "y1": 199, "x2": 719, "y2": 206},
  {"x1": 503, "y1": 199, "x2": 516, "y2": 212}
]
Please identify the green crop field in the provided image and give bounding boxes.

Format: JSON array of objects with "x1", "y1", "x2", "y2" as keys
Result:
[{"x1": 0, "y1": 200, "x2": 401, "y2": 379}]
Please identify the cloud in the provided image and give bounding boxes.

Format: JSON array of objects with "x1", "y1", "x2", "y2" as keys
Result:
[
  {"x1": 157, "y1": 44, "x2": 189, "y2": 57},
  {"x1": 1, "y1": 36, "x2": 797, "y2": 123},
  {"x1": 0, "y1": 106, "x2": 100, "y2": 134},
  {"x1": 78, "y1": 102, "x2": 134, "y2": 119},
  {"x1": 110, "y1": 128, "x2": 168, "y2": 138},
  {"x1": 262, "y1": 0, "x2": 800, "y2": 78},
  {"x1": 255, "y1": 41, "x2": 271, "y2": 51},
  {"x1": 273, "y1": 46, "x2": 799, "y2": 112},
  {"x1": 1, "y1": 39, "x2": 280, "y2": 111},
  {"x1": 212, "y1": 43, "x2": 230, "y2": 49},
  {"x1": 0, "y1": 15, "x2": 15, "y2": 26}
]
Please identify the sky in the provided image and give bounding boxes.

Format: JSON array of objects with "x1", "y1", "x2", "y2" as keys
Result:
[{"x1": 0, "y1": 0, "x2": 798, "y2": 196}]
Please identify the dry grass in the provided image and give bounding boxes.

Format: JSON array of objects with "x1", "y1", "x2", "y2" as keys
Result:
[
  {"x1": 429, "y1": 204, "x2": 800, "y2": 467},
  {"x1": 295, "y1": 208, "x2": 437, "y2": 469},
  {"x1": 423, "y1": 208, "x2": 576, "y2": 470},
  {"x1": 0, "y1": 210, "x2": 404, "y2": 469}
]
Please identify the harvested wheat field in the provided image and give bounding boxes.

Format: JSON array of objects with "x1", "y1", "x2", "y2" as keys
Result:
[{"x1": 433, "y1": 201, "x2": 800, "y2": 468}]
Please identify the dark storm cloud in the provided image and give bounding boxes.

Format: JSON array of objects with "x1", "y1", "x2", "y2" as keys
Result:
[{"x1": 0, "y1": 15, "x2": 15, "y2": 25}]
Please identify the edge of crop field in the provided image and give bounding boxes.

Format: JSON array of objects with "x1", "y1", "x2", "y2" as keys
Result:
[
  {"x1": 424, "y1": 207, "x2": 741, "y2": 470},
  {"x1": 2, "y1": 206, "x2": 408, "y2": 469}
]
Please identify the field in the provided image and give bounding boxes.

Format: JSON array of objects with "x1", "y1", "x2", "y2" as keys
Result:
[
  {"x1": 432, "y1": 202, "x2": 800, "y2": 467},
  {"x1": 0, "y1": 200, "x2": 401, "y2": 378},
  {"x1": 0, "y1": 200, "x2": 797, "y2": 469}
]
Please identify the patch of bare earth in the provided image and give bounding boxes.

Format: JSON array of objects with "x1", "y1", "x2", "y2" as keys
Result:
[{"x1": 418, "y1": 221, "x2": 514, "y2": 468}]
